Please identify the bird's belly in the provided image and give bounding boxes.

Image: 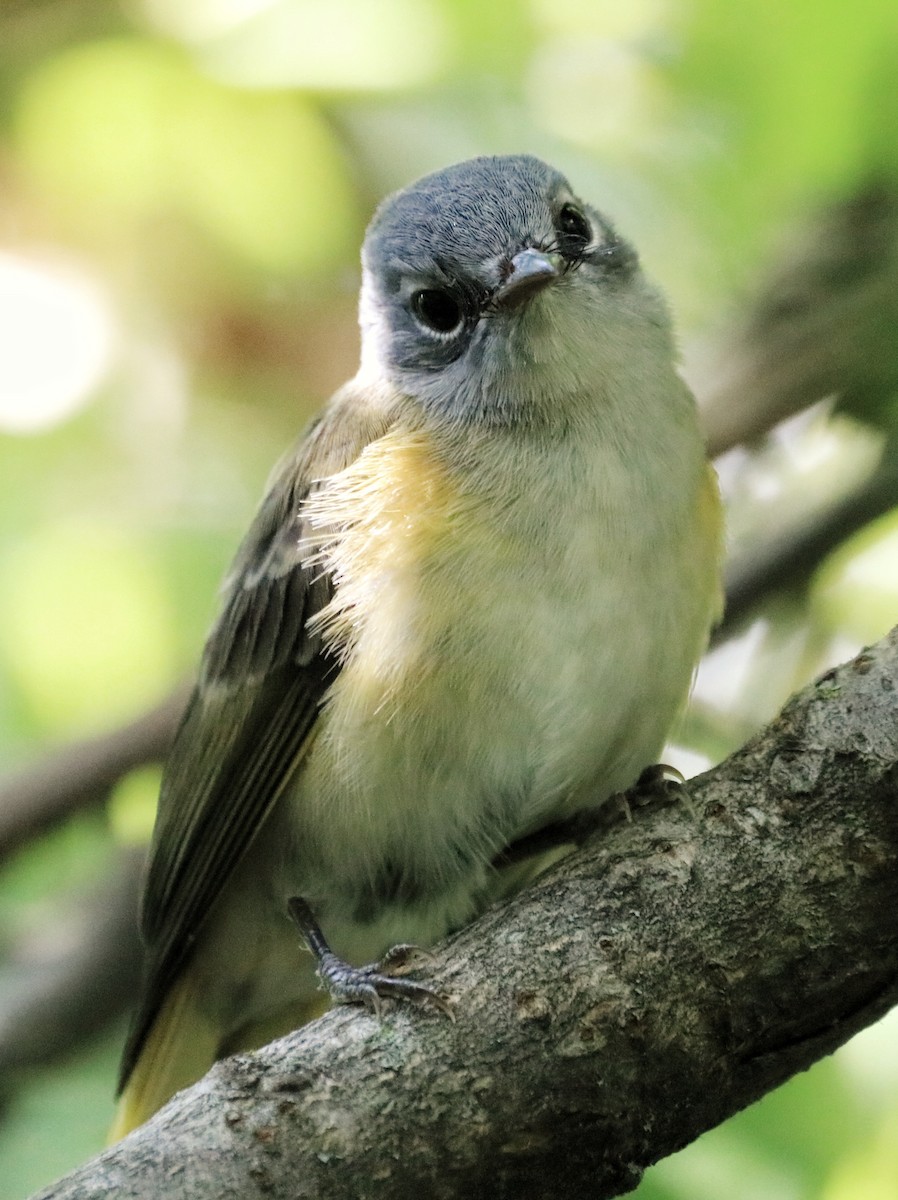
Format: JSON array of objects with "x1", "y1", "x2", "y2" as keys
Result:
[{"x1": 287, "y1": 499, "x2": 711, "y2": 927}]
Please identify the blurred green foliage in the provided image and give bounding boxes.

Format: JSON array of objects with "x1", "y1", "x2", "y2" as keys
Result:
[{"x1": 1, "y1": 0, "x2": 898, "y2": 1196}]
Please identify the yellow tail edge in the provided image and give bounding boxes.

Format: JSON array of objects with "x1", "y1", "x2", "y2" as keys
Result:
[
  {"x1": 108, "y1": 980, "x2": 330, "y2": 1143},
  {"x1": 107, "y1": 972, "x2": 219, "y2": 1144}
]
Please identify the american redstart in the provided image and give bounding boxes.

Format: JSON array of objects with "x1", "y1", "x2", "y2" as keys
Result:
[{"x1": 112, "y1": 154, "x2": 722, "y2": 1138}]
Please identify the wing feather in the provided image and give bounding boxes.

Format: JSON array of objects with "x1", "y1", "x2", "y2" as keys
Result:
[{"x1": 118, "y1": 391, "x2": 390, "y2": 1091}]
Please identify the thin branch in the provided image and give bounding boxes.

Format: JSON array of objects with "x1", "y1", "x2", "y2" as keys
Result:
[
  {"x1": 0, "y1": 849, "x2": 144, "y2": 1079},
  {"x1": 0, "y1": 687, "x2": 188, "y2": 865},
  {"x1": 35, "y1": 629, "x2": 898, "y2": 1200},
  {"x1": 698, "y1": 182, "x2": 898, "y2": 458},
  {"x1": 716, "y1": 446, "x2": 898, "y2": 642},
  {"x1": 694, "y1": 181, "x2": 898, "y2": 637}
]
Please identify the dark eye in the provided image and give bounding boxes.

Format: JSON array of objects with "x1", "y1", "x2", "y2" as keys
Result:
[
  {"x1": 557, "y1": 203, "x2": 591, "y2": 249},
  {"x1": 411, "y1": 288, "x2": 464, "y2": 335}
]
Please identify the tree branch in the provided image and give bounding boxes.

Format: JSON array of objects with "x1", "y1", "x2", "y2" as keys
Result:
[
  {"x1": 698, "y1": 182, "x2": 898, "y2": 458},
  {"x1": 35, "y1": 629, "x2": 898, "y2": 1200},
  {"x1": 0, "y1": 850, "x2": 144, "y2": 1081},
  {"x1": 0, "y1": 687, "x2": 188, "y2": 865},
  {"x1": 715, "y1": 444, "x2": 898, "y2": 642}
]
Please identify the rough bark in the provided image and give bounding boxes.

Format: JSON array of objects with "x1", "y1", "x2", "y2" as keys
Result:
[{"x1": 35, "y1": 628, "x2": 898, "y2": 1200}]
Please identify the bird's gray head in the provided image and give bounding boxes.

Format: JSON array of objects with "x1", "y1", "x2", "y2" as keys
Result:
[{"x1": 357, "y1": 155, "x2": 673, "y2": 427}]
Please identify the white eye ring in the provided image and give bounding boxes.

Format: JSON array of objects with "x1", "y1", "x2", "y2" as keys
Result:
[{"x1": 411, "y1": 288, "x2": 464, "y2": 336}]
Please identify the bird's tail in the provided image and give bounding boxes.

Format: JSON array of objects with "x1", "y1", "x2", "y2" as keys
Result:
[
  {"x1": 107, "y1": 971, "x2": 219, "y2": 1143},
  {"x1": 108, "y1": 974, "x2": 330, "y2": 1143}
]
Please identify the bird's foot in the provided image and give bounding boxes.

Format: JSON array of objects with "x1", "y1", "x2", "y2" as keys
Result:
[
  {"x1": 627, "y1": 763, "x2": 693, "y2": 810},
  {"x1": 493, "y1": 763, "x2": 695, "y2": 869},
  {"x1": 287, "y1": 897, "x2": 454, "y2": 1020}
]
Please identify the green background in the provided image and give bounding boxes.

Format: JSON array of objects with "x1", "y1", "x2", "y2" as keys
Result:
[{"x1": 1, "y1": 1, "x2": 897, "y2": 1196}]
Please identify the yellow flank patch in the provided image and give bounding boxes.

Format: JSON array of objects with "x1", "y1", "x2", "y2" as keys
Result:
[{"x1": 303, "y1": 429, "x2": 462, "y2": 663}]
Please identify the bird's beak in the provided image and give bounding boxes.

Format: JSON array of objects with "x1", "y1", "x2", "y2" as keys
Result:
[{"x1": 494, "y1": 249, "x2": 560, "y2": 310}]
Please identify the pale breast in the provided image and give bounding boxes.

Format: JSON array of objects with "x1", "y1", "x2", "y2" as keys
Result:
[{"x1": 288, "y1": 422, "x2": 721, "y2": 916}]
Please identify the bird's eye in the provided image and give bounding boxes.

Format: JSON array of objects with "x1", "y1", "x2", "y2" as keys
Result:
[
  {"x1": 557, "y1": 203, "x2": 591, "y2": 250},
  {"x1": 411, "y1": 288, "x2": 464, "y2": 335}
]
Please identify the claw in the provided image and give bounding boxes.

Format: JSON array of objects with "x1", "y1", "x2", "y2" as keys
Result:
[
  {"x1": 287, "y1": 897, "x2": 454, "y2": 1019},
  {"x1": 632, "y1": 763, "x2": 691, "y2": 805}
]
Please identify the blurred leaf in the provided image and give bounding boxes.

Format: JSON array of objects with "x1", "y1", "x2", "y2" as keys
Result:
[
  {"x1": 14, "y1": 37, "x2": 359, "y2": 272},
  {"x1": 822, "y1": 1104, "x2": 898, "y2": 1200},
  {"x1": 0, "y1": 254, "x2": 115, "y2": 435},
  {"x1": 639, "y1": 1056, "x2": 863, "y2": 1200},
  {"x1": 15, "y1": 38, "x2": 184, "y2": 219},
  {"x1": 0, "y1": 1029, "x2": 120, "y2": 1200},
  {"x1": 0, "y1": 523, "x2": 176, "y2": 736},
  {"x1": 668, "y1": 0, "x2": 898, "y2": 275},
  {"x1": 173, "y1": 85, "x2": 358, "y2": 272},
  {"x1": 812, "y1": 507, "x2": 898, "y2": 644},
  {"x1": 0, "y1": 812, "x2": 112, "y2": 924},
  {"x1": 107, "y1": 765, "x2": 162, "y2": 846},
  {"x1": 172, "y1": 0, "x2": 452, "y2": 90}
]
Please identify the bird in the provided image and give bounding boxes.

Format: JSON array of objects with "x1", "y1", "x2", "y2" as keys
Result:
[{"x1": 111, "y1": 153, "x2": 722, "y2": 1139}]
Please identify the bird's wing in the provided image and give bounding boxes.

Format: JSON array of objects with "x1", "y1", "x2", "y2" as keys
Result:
[{"x1": 118, "y1": 389, "x2": 391, "y2": 1090}]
